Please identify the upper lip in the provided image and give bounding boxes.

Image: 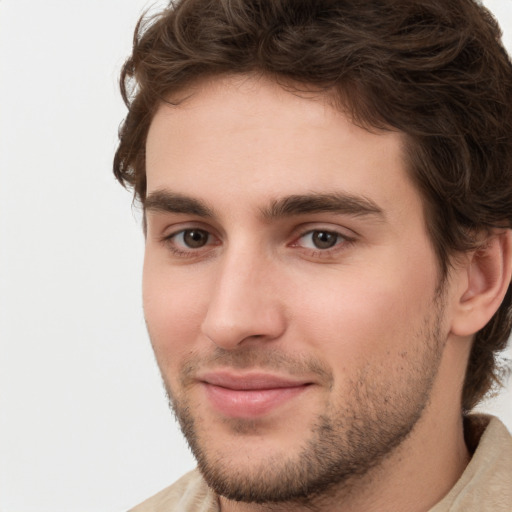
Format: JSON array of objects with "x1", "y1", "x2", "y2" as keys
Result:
[{"x1": 198, "y1": 371, "x2": 312, "y2": 390}]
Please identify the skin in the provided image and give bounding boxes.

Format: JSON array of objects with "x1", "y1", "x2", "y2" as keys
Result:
[{"x1": 143, "y1": 74, "x2": 476, "y2": 512}]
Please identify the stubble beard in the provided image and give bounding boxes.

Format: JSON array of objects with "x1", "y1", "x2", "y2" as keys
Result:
[{"x1": 160, "y1": 302, "x2": 446, "y2": 506}]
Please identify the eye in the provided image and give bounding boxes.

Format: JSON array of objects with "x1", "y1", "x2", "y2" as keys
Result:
[
  {"x1": 163, "y1": 228, "x2": 218, "y2": 255},
  {"x1": 177, "y1": 229, "x2": 210, "y2": 249},
  {"x1": 296, "y1": 230, "x2": 346, "y2": 250}
]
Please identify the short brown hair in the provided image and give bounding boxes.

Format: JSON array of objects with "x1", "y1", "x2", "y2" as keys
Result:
[{"x1": 114, "y1": 0, "x2": 512, "y2": 411}]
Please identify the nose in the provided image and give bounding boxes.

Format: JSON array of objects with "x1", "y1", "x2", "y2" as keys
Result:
[{"x1": 200, "y1": 249, "x2": 286, "y2": 349}]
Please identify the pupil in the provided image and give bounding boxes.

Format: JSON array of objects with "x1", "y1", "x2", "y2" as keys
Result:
[
  {"x1": 312, "y1": 231, "x2": 337, "y2": 249},
  {"x1": 184, "y1": 229, "x2": 208, "y2": 248}
]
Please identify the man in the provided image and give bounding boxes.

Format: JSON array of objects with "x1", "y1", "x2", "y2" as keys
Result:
[{"x1": 114, "y1": 0, "x2": 512, "y2": 510}]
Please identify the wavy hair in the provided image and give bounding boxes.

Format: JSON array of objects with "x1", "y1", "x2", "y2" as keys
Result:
[{"x1": 114, "y1": 0, "x2": 512, "y2": 411}]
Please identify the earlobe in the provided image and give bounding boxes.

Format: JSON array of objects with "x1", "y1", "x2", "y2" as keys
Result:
[{"x1": 450, "y1": 229, "x2": 512, "y2": 337}]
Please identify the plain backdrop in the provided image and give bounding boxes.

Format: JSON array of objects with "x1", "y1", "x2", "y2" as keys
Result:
[{"x1": 0, "y1": 1, "x2": 511, "y2": 511}]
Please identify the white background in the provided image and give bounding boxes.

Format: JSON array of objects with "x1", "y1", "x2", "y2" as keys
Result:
[{"x1": 0, "y1": 1, "x2": 511, "y2": 511}]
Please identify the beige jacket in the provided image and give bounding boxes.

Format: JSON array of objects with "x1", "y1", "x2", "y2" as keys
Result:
[{"x1": 129, "y1": 415, "x2": 512, "y2": 511}]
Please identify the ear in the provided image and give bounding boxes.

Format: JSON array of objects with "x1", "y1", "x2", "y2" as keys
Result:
[{"x1": 450, "y1": 229, "x2": 512, "y2": 337}]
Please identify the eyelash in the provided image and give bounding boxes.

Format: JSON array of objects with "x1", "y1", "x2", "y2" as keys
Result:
[
  {"x1": 161, "y1": 227, "x2": 354, "y2": 259},
  {"x1": 161, "y1": 228, "x2": 218, "y2": 258},
  {"x1": 291, "y1": 229, "x2": 353, "y2": 255}
]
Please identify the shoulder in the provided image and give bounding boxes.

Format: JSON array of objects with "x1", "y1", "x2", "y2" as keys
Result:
[
  {"x1": 430, "y1": 415, "x2": 512, "y2": 511},
  {"x1": 128, "y1": 469, "x2": 218, "y2": 512}
]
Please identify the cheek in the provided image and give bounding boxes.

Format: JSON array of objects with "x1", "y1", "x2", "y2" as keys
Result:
[
  {"x1": 290, "y1": 258, "x2": 438, "y2": 368},
  {"x1": 142, "y1": 257, "x2": 209, "y2": 370}
]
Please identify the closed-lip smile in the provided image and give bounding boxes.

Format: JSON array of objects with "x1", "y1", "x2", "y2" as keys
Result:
[{"x1": 197, "y1": 371, "x2": 313, "y2": 418}]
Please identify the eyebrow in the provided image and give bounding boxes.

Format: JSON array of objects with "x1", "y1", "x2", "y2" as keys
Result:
[
  {"x1": 145, "y1": 190, "x2": 214, "y2": 217},
  {"x1": 262, "y1": 192, "x2": 385, "y2": 221},
  {"x1": 144, "y1": 189, "x2": 385, "y2": 221}
]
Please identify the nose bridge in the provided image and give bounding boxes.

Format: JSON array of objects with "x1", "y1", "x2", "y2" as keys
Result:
[{"x1": 201, "y1": 240, "x2": 285, "y2": 348}]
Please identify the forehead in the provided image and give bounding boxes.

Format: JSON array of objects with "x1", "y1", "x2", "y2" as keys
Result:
[{"x1": 145, "y1": 74, "x2": 420, "y2": 219}]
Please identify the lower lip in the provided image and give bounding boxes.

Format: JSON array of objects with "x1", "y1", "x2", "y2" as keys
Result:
[{"x1": 203, "y1": 383, "x2": 309, "y2": 418}]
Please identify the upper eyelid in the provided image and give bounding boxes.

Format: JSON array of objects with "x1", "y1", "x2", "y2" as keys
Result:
[
  {"x1": 149, "y1": 209, "x2": 359, "y2": 231},
  {"x1": 160, "y1": 228, "x2": 219, "y2": 258},
  {"x1": 292, "y1": 222, "x2": 358, "y2": 240},
  {"x1": 163, "y1": 227, "x2": 217, "y2": 244},
  {"x1": 161, "y1": 223, "x2": 354, "y2": 236},
  {"x1": 162, "y1": 224, "x2": 354, "y2": 239},
  {"x1": 157, "y1": 221, "x2": 220, "y2": 239},
  {"x1": 298, "y1": 226, "x2": 353, "y2": 236},
  {"x1": 292, "y1": 229, "x2": 352, "y2": 249},
  {"x1": 156, "y1": 222, "x2": 357, "y2": 248}
]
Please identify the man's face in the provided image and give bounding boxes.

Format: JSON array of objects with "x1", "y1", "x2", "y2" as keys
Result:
[{"x1": 143, "y1": 75, "x2": 452, "y2": 503}]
